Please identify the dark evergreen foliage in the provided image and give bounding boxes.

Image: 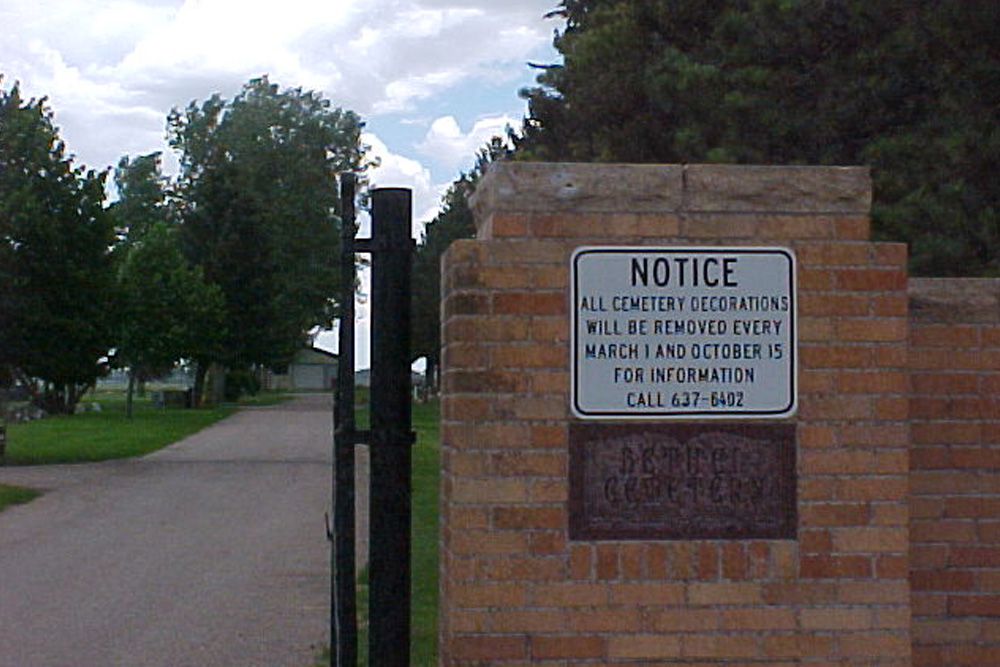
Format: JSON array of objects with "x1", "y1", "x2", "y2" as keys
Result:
[{"x1": 518, "y1": 0, "x2": 1000, "y2": 275}]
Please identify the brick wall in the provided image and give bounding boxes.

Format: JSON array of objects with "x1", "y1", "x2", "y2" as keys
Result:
[
  {"x1": 909, "y1": 278, "x2": 1000, "y2": 666},
  {"x1": 440, "y1": 163, "x2": 911, "y2": 664}
]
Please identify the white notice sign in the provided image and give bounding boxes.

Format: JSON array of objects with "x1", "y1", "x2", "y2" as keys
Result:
[{"x1": 571, "y1": 247, "x2": 796, "y2": 419}]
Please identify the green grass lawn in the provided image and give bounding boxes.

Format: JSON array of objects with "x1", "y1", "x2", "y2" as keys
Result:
[
  {"x1": 0, "y1": 484, "x2": 41, "y2": 512},
  {"x1": 411, "y1": 398, "x2": 440, "y2": 665},
  {"x1": 2, "y1": 389, "x2": 287, "y2": 466}
]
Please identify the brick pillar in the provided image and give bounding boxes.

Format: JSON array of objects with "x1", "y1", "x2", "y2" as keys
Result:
[
  {"x1": 908, "y1": 278, "x2": 1000, "y2": 666},
  {"x1": 440, "y1": 163, "x2": 911, "y2": 665}
]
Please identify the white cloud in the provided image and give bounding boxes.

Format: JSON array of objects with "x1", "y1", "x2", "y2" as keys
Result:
[
  {"x1": 363, "y1": 132, "x2": 447, "y2": 237},
  {"x1": 416, "y1": 114, "x2": 515, "y2": 172}
]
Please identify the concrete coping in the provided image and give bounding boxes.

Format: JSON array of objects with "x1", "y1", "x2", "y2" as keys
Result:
[
  {"x1": 470, "y1": 162, "x2": 872, "y2": 220},
  {"x1": 909, "y1": 277, "x2": 1000, "y2": 324}
]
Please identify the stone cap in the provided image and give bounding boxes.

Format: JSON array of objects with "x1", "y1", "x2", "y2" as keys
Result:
[
  {"x1": 470, "y1": 162, "x2": 871, "y2": 220},
  {"x1": 910, "y1": 277, "x2": 1000, "y2": 324}
]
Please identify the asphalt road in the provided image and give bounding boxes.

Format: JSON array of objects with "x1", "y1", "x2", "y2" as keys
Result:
[{"x1": 0, "y1": 393, "x2": 361, "y2": 667}]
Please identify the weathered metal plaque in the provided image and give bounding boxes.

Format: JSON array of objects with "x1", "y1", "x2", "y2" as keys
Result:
[{"x1": 569, "y1": 423, "x2": 796, "y2": 540}]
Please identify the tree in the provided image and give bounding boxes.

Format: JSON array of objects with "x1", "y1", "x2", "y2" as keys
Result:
[
  {"x1": 111, "y1": 152, "x2": 171, "y2": 244},
  {"x1": 518, "y1": 0, "x2": 1000, "y2": 275},
  {"x1": 412, "y1": 138, "x2": 510, "y2": 385},
  {"x1": 115, "y1": 222, "x2": 225, "y2": 417},
  {"x1": 0, "y1": 80, "x2": 116, "y2": 414},
  {"x1": 168, "y1": 76, "x2": 367, "y2": 395}
]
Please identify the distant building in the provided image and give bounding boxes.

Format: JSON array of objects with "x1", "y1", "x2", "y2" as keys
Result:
[{"x1": 270, "y1": 347, "x2": 339, "y2": 391}]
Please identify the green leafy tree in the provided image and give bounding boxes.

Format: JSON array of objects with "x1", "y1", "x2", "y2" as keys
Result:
[
  {"x1": 168, "y1": 76, "x2": 367, "y2": 395},
  {"x1": 115, "y1": 222, "x2": 225, "y2": 417},
  {"x1": 0, "y1": 80, "x2": 116, "y2": 414},
  {"x1": 111, "y1": 152, "x2": 171, "y2": 244},
  {"x1": 518, "y1": 0, "x2": 1000, "y2": 275},
  {"x1": 412, "y1": 139, "x2": 510, "y2": 385}
]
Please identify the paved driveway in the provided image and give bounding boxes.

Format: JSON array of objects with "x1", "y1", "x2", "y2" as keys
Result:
[{"x1": 0, "y1": 393, "x2": 358, "y2": 667}]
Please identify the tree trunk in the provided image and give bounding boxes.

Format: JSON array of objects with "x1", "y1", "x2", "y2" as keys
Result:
[
  {"x1": 126, "y1": 370, "x2": 136, "y2": 419},
  {"x1": 192, "y1": 361, "x2": 209, "y2": 409}
]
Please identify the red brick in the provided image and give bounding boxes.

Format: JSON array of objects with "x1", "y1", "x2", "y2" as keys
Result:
[
  {"x1": 946, "y1": 497, "x2": 1000, "y2": 518},
  {"x1": 688, "y1": 582, "x2": 762, "y2": 605},
  {"x1": 491, "y1": 452, "x2": 564, "y2": 477},
  {"x1": 762, "y1": 634, "x2": 833, "y2": 658},
  {"x1": 646, "y1": 543, "x2": 668, "y2": 578},
  {"x1": 452, "y1": 635, "x2": 527, "y2": 660},
  {"x1": 721, "y1": 543, "x2": 748, "y2": 579},
  {"x1": 911, "y1": 325, "x2": 981, "y2": 347},
  {"x1": 874, "y1": 242, "x2": 908, "y2": 266},
  {"x1": 840, "y1": 632, "x2": 910, "y2": 657},
  {"x1": 839, "y1": 579, "x2": 910, "y2": 604},
  {"x1": 912, "y1": 618, "x2": 981, "y2": 644},
  {"x1": 649, "y1": 609, "x2": 719, "y2": 632},
  {"x1": 911, "y1": 569, "x2": 977, "y2": 592},
  {"x1": 950, "y1": 595, "x2": 1000, "y2": 617},
  {"x1": 952, "y1": 447, "x2": 1000, "y2": 469},
  {"x1": 910, "y1": 372, "x2": 980, "y2": 394},
  {"x1": 799, "y1": 292, "x2": 869, "y2": 316},
  {"x1": 800, "y1": 554, "x2": 872, "y2": 578},
  {"x1": 837, "y1": 318, "x2": 907, "y2": 342},
  {"x1": 836, "y1": 476, "x2": 908, "y2": 501},
  {"x1": 835, "y1": 268, "x2": 907, "y2": 291},
  {"x1": 799, "y1": 529, "x2": 833, "y2": 553},
  {"x1": 951, "y1": 546, "x2": 1000, "y2": 567},
  {"x1": 910, "y1": 545, "x2": 950, "y2": 569},
  {"x1": 494, "y1": 291, "x2": 565, "y2": 315},
  {"x1": 620, "y1": 543, "x2": 644, "y2": 579},
  {"x1": 800, "y1": 502, "x2": 870, "y2": 526},
  {"x1": 839, "y1": 369, "x2": 907, "y2": 393},
  {"x1": 911, "y1": 519, "x2": 978, "y2": 544},
  {"x1": 748, "y1": 542, "x2": 770, "y2": 577},
  {"x1": 911, "y1": 446, "x2": 952, "y2": 470},
  {"x1": 596, "y1": 544, "x2": 618, "y2": 579},
  {"x1": 762, "y1": 582, "x2": 838, "y2": 605},
  {"x1": 529, "y1": 424, "x2": 565, "y2": 449},
  {"x1": 874, "y1": 293, "x2": 908, "y2": 316},
  {"x1": 568, "y1": 544, "x2": 592, "y2": 579},
  {"x1": 696, "y1": 543, "x2": 718, "y2": 579},
  {"x1": 800, "y1": 345, "x2": 871, "y2": 368},
  {"x1": 529, "y1": 531, "x2": 565, "y2": 555},
  {"x1": 608, "y1": 582, "x2": 684, "y2": 605},
  {"x1": 491, "y1": 609, "x2": 564, "y2": 634},
  {"x1": 531, "y1": 635, "x2": 603, "y2": 659},
  {"x1": 493, "y1": 506, "x2": 564, "y2": 530},
  {"x1": 532, "y1": 583, "x2": 607, "y2": 607},
  {"x1": 565, "y1": 608, "x2": 642, "y2": 633}
]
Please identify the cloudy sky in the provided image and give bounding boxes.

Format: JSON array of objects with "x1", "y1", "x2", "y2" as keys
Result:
[{"x1": 1, "y1": 0, "x2": 561, "y2": 230}]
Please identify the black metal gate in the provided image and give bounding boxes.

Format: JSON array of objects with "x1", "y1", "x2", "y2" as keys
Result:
[{"x1": 331, "y1": 174, "x2": 415, "y2": 666}]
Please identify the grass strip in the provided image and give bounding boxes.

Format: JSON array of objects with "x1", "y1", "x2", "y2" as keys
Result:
[
  {"x1": 0, "y1": 484, "x2": 41, "y2": 512},
  {"x1": 410, "y1": 398, "x2": 440, "y2": 665},
  {"x1": 318, "y1": 396, "x2": 440, "y2": 665}
]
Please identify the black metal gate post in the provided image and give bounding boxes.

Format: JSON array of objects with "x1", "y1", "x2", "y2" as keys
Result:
[
  {"x1": 332, "y1": 173, "x2": 357, "y2": 666},
  {"x1": 368, "y1": 188, "x2": 415, "y2": 665}
]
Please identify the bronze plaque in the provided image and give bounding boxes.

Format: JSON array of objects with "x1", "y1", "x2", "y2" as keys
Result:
[{"x1": 569, "y1": 423, "x2": 796, "y2": 540}]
